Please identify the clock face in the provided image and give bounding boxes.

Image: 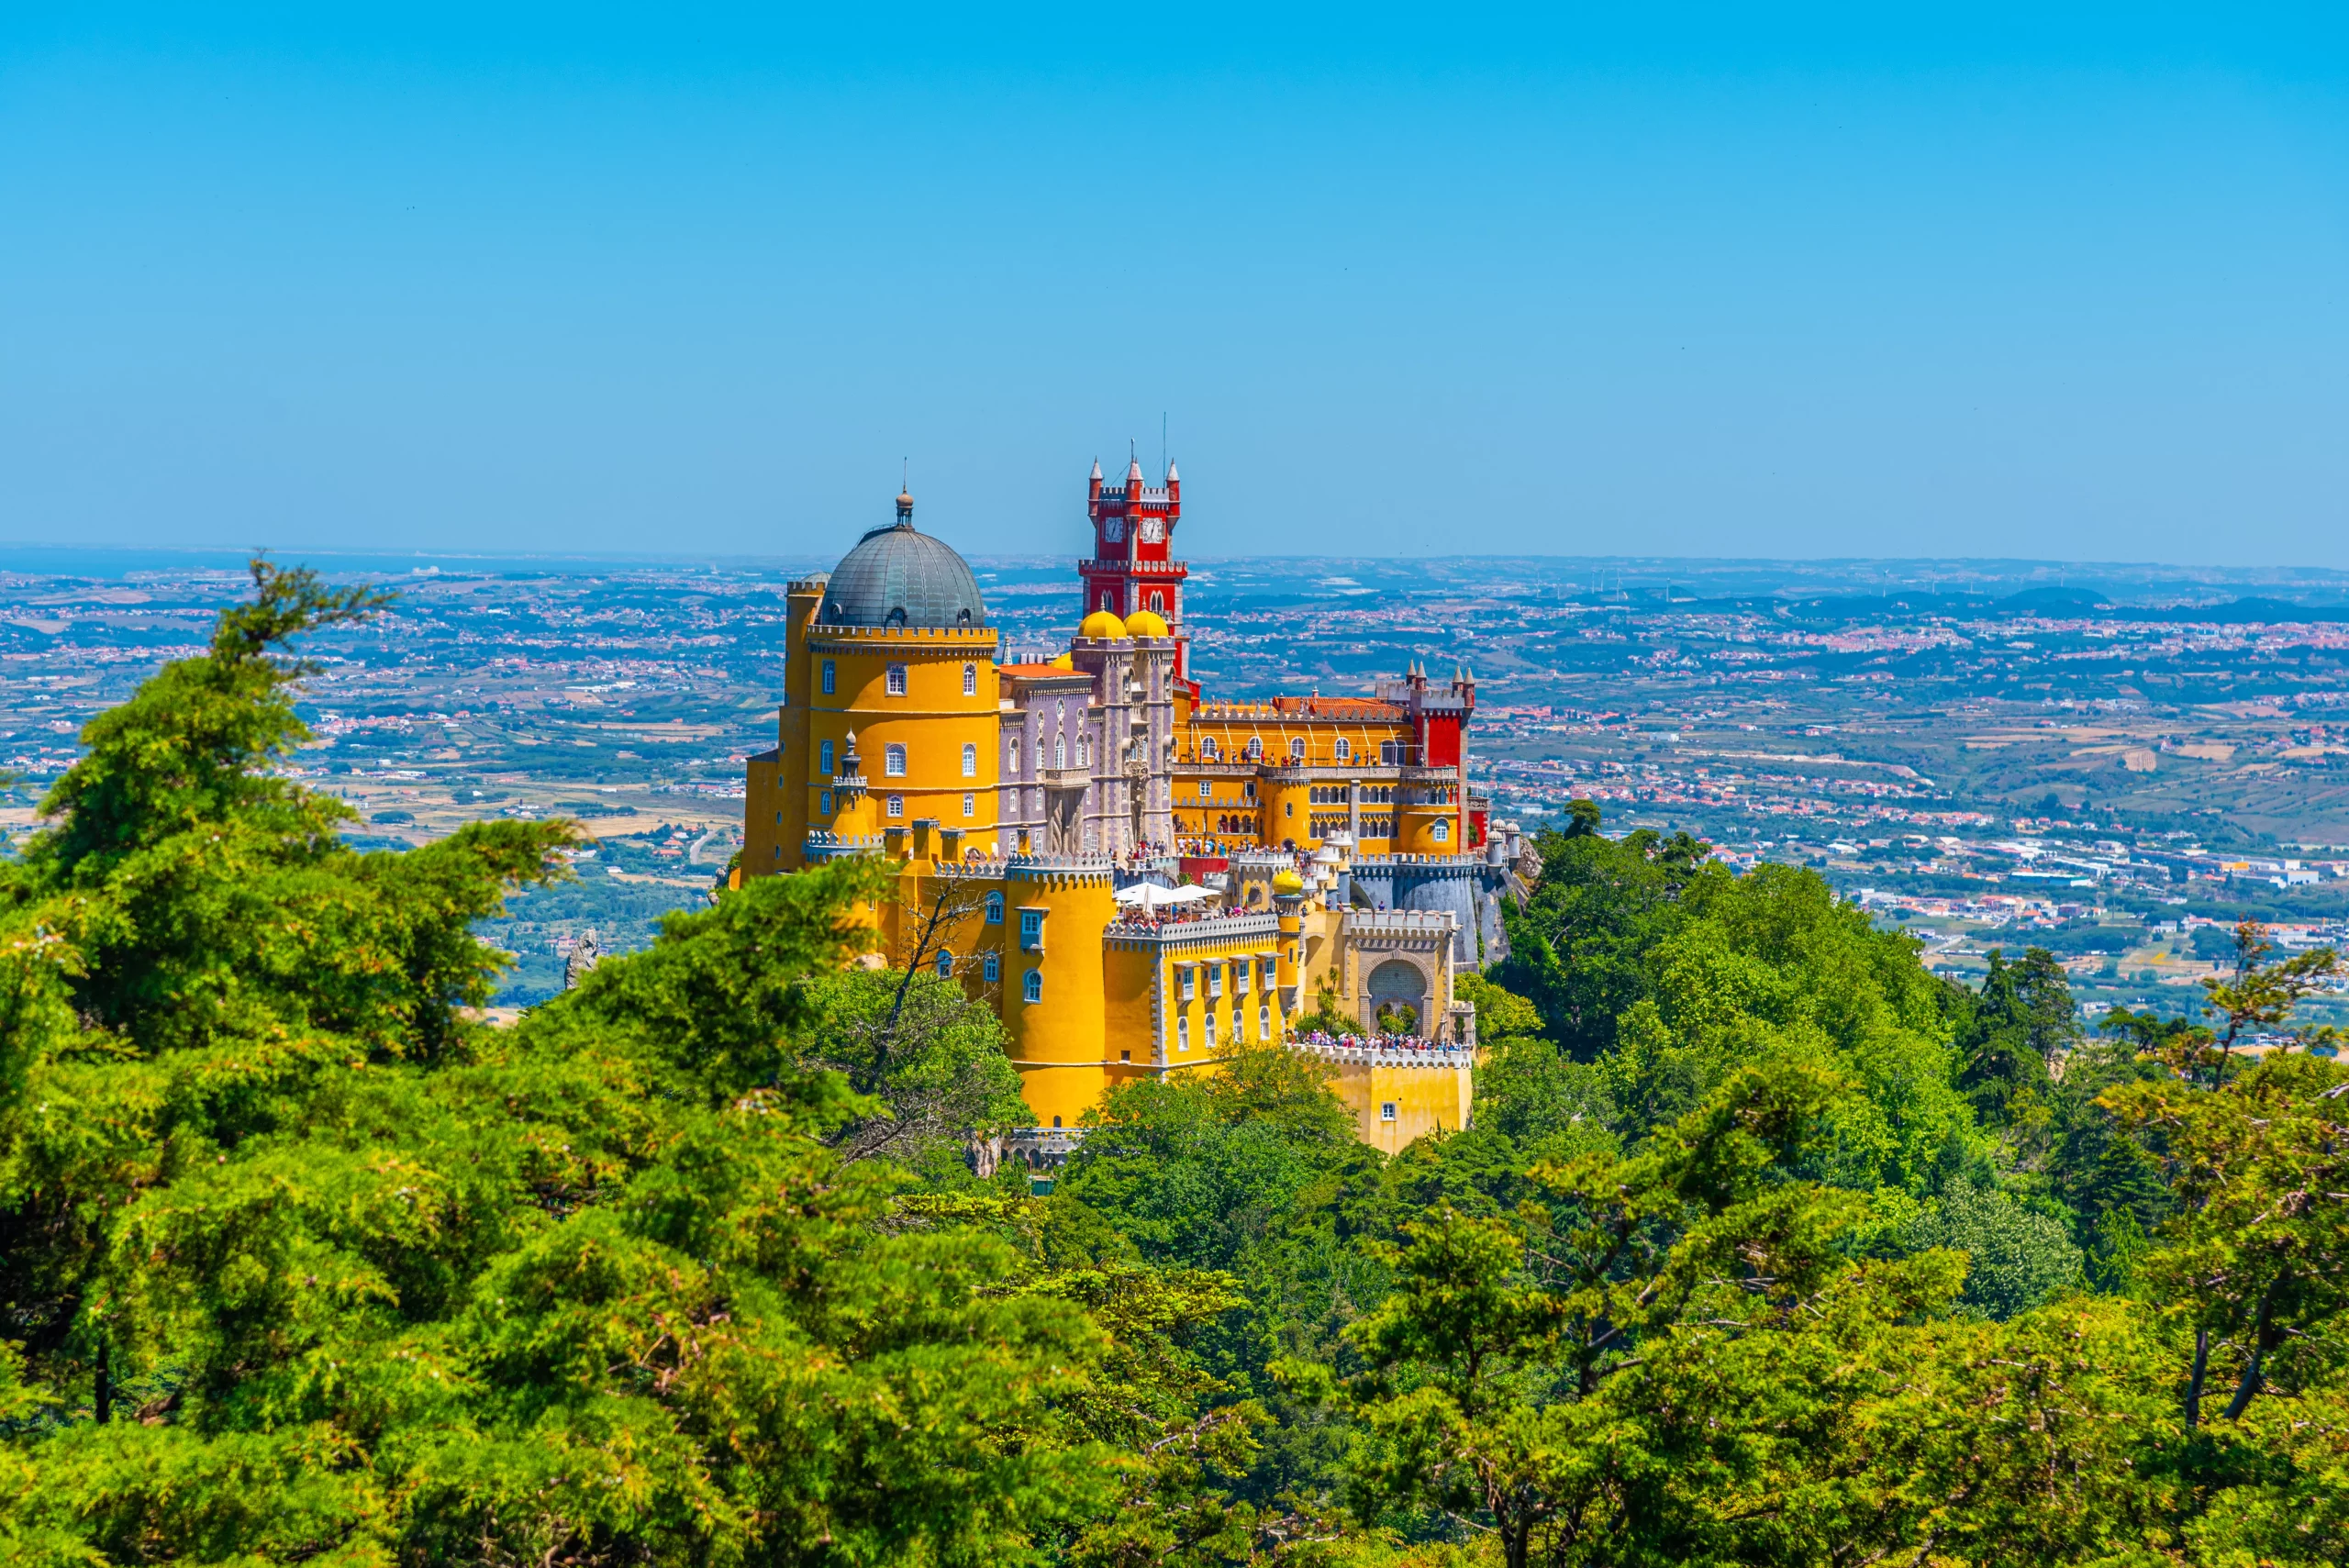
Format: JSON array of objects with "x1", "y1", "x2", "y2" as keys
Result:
[
  {"x1": 1102, "y1": 517, "x2": 1125, "y2": 543},
  {"x1": 1139, "y1": 517, "x2": 1166, "y2": 544}
]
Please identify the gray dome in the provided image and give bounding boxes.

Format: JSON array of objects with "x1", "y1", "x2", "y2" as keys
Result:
[{"x1": 818, "y1": 507, "x2": 986, "y2": 630}]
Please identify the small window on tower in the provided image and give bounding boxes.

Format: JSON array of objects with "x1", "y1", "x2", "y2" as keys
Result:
[
  {"x1": 818, "y1": 790, "x2": 831, "y2": 816},
  {"x1": 1433, "y1": 820, "x2": 1451, "y2": 842},
  {"x1": 963, "y1": 663, "x2": 977, "y2": 695},
  {"x1": 885, "y1": 744, "x2": 907, "y2": 777},
  {"x1": 963, "y1": 793, "x2": 975, "y2": 817},
  {"x1": 962, "y1": 742, "x2": 977, "y2": 777},
  {"x1": 1381, "y1": 1102, "x2": 1397, "y2": 1123},
  {"x1": 1288, "y1": 739, "x2": 1307, "y2": 761},
  {"x1": 1022, "y1": 970, "x2": 1042, "y2": 1004},
  {"x1": 820, "y1": 738, "x2": 835, "y2": 774},
  {"x1": 885, "y1": 664, "x2": 907, "y2": 696},
  {"x1": 984, "y1": 951, "x2": 1000, "y2": 983},
  {"x1": 1334, "y1": 738, "x2": 1352, "y2": 762},
  {"x1": 985, "y1": 892, "x2": 1004, "y2": 924},
  {"x1": 820, "y1": 661, "x2": 836, "y2": 695},
  {"x1": 1151, "y1": 591, "x2": 1165, "y2": 612},
  {"x1": 887, "y1": 795, "x2": 903, "y2": 817},
  {"x1": 936, "y1": 950, "x2": 953, "y2": 978}
]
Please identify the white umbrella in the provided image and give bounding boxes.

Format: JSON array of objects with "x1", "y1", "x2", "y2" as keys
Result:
[{"x1": 1114, "y1": 882, "x2": 1214, "y2": 908}]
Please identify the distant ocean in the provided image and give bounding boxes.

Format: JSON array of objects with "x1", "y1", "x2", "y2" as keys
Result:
[{"x1": 0, "y1": 545, "x2": 832, "y2": 580}]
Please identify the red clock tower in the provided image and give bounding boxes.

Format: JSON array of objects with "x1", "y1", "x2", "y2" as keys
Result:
[{"x1": 1079, "y1": 456, "x2": 1192, "y2": 680}]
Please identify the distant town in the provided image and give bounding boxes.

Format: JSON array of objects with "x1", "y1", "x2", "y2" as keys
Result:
[{"x1": 3, "y1": 545, "x2": 2344, "y2": 1023}]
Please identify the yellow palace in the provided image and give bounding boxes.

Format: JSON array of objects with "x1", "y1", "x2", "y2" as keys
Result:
[{"x1": 741, "y1": 466, "x2": 1528, "y2": 1147}]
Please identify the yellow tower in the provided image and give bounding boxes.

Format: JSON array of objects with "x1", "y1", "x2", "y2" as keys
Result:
[
  {"x1": 749, "y1": 489, "x2": 1000, "y2": 873},
  {"x1": 1000, "y1": 860, "x2": 1119, "y2": 1128}
]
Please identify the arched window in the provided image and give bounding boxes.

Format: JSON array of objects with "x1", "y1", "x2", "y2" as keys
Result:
[
  {"x1": 985, "y1": 892, "x2": 1004, "y2": 923},
  {"x1": 1258, "y1": 1004, "x2": 1270, "y2": 1041},
  {"x1": 1150, "y1": 591, "x2": 1165, "y2": 612},
  {"x1": 984, "y1": 951, "x2": 1000, "y2": 982},
  {"x1": 819, "y1": 739, "x2": 835, "y2": 774},
  {"x1": 1432, "y1": 820, "x2": 1451, "y2": 842},
  {"x1": 963, "y1": 792, "x2": 975, "y2": 817},
  {"x1": 1205, "y1": 1012, "x2": 1219, "y2": 1049},
  {"x1": 1245, "y1": 737, "x2": 1263, "y2": 761},
  {"x1": 1200, "y1": 737, "x2": 1219, "y2": 760},
  {"x1": 820, "y1": 660, "x2": 836, "y2": 695},
  {"x1": 887, "y1": 795, "x2": 904, "y2": 817},
  {"x1": 885, "y1": 743, "x2": 907, "y2": 777},
  {"x1": 962, "y1": 742, "x2": 977, "y2": 777},
  {"x1": 936, "y1": 950, "x2": 953, "y2": 978},
  {"x1": 1176, "y1": 1016, "x2": 1189, "y2": 1051},
  {"x1": 1035, "y1": 740, "x2": 1046, "y2": 773},
  {"x1": 1076, "y1": 740, "x2": 1088, "y2": 768},
  {"x1": 1053, "y1": 735, "x2": 1066, "y2": 768},
  {"x1": 1022, "y1": 969, "x2": 1042, "y2": 1004},
  {"x1": 1334, "y1": 738, "x2": 1352, "y2": 762},
  {"x1": 963, "y1": 663, "x2": 977, "y2": 695},
  {"x1": 1288, "y1": 738, "x2": 1306, "y2": 761},
  {"x1": 1099, "y1": 591, "x2": 1112, "y2": 612},
  {"x1": 885, "y1": 663, "x2": 907, "y2": 695}
]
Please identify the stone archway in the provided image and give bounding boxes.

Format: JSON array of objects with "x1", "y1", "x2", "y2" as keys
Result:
[{"x1": 1364, "y1": 958, "x2": 1430, "y2": 1038}]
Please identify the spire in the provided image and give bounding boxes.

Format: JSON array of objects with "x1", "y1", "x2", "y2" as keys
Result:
[
  {"x1": 1165, "y1": 460, "x2": 1179, "y2": 482},
  {"x1": 1091, "y1": 458, "x2": 1102, "y2": 480},
  {"x1": 1128, "y1": 454, "x2": 1144, "y2": 484},
  {"x1": 894, "y1": 487, "x2": 914, "y2": 528}
]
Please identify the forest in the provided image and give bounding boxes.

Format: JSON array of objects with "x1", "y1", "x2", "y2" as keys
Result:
[{"x1": 1, "y1": 566, "x2": 2345, "y2": 1566}]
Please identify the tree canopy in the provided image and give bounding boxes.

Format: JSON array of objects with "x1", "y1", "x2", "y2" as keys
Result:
[{"x1": 3, "y1": 600, "x2": 2347, "y2": 1567}]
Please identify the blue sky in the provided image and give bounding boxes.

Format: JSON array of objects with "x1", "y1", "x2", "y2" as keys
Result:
[{"x1": 3, "y1": 5, "x2": 2344, "y2": 564}]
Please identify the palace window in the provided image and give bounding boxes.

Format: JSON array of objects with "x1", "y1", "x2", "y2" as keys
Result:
[
  {"x1": 1234, "y1": 962, "x2": 1250, "y2": 995},
  {"x1": 1150, "y1": 591, "x2": 1165, "y2": 612},
  {"x1": 962, "y1": 742, "x2": 977, "y2": 777},
  {"x1": 1019, "y1": 909, "x2": 1044, "y2": 951},
  {"x1": 1023, "y1": 969, "x2": 1041, "y2": 1004},
  {"x1": 821, "y1": 660, "x2": 836, "y2": 695},
  {"x1": 1289, "y1": 738, "x2": 1307, "y2": 761},
  {"x1": 1381, "y1": 1102, "x2": 1397, "y2": 1123},
  {"x1": 1380, "y1": 740, "x2": 1400, "y2": 764},
  {"x1": 963, "y1": 793, "x2": 975, "y2": 817},
  {"x1": 1244, "y1": 737, "x2": 1263, "y2": 761},
  {"x1": 1200, "y1": 737, "x2": 1219, "y2": 760},
  {"x1": 984, "y1": 951, "x2": 1000, "y2": 983},
  {"x1": 1260, "y1": 958, "x2": 1276, "y2": 988},
  {"x1": 1432, "y1": 820, "x2": 1451, "y2": 842},
  {"x1": 1205, "y1": 1012, "x2": 1219, "y2": 1049},
  {"x1": 1076, "y1": 739, "x2": 1088, "y2": 768},
  {"x1": 885, "y1": 744, "x2": 907, "y2": 777},
  {"x1": 985, "y1": 892, "x2": 1004, "y2": 924},
  {"x1": 1176, "y1": 1015, "x2": 1189, "y2": 1052},
  {"x1": 1208, "y1": 966, "x2": 1223, "y2": 1000},
  {"x1": 885, "y1": 663, "x2": 907, "y2": 696},
  {"x1": 1258, "y1": 1004, "x2": 1271, "y2": 1041},
  {"x1": 818, "y1": 790, "x2": 832, "y2": 816},
  {"x1": 936, "y1": 950, "x2": 953, "y2": 978},
  {"x1": 1200, "y1": 781, "x2": 1214, "y2": 799},
  {"x1": 1178, "y1": 968, "x2": 1195, "y2": 1002},
  {"x1": 1035, "y1": 740, "x2": 1046, "y2": 773},
  {"x1": 819, "y1": 739, "x2": 835, "y2": 774},
  {"x1": 1334, "y1": 738, "x2": 1352, "y2": 761},
  {"x1": 963, "y1": 662, "x2": 977, "y2": 695},
  {"x1": 1052, "y1": 735, "x2": 1065, "y2": 769},
  {"x1": 887, "y1": 795, "x2": 904, "y2": 817}
]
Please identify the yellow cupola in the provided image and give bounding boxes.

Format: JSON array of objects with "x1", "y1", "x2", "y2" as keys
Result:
[
  {"x1": 1079, "y1": 608, "x2": 1128, "y2": 640},
  {"x1": 1124, "y1": 607, "x2": 1170, "y2": 638},
  {"x1": 1050, "y1": 651, "x2": 1074, "y2": 670}
]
